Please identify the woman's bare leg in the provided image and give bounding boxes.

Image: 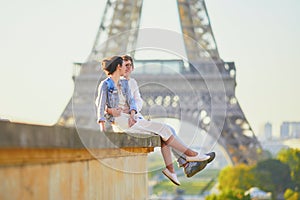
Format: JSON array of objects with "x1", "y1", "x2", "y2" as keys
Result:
[
  {"x1": 161, "y1": 139, "x2": 175, "y2": 173},
  {"x1": 165, "y1": 135, "x2": 198, "y2": 157},
  {"x1": 129, "y1": 120, "x2": 202, "y2": 158}
]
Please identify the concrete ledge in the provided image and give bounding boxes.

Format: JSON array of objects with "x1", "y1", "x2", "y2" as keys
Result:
[
  {"x1": 0, "y1": 120, "x2": 157, "y2": 199},
  {"x1": 0, "y1": 120, "x2": 161, "y2": 165},
  {"x1": 0, "y1": 121, "x2": 161, "y2": 149}
]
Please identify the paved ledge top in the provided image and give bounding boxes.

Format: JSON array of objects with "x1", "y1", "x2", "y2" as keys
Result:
[{"x1": 0, "y1": 121, "x2": 161, "y2": 149}]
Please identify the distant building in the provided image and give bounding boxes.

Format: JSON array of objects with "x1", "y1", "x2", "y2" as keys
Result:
[
  {"x1": 260, "y1": 122, "x2": 300, "y2": 155},
  {"x1": 264, "y1": 122, "x2": 272, "y2": 141},
  {"x1": 280, "y1": 122, "x2": 290, "y2": 139},
  {"x1": 290, "y1": 122, "x2": 300, "y2": 138},
  {"x1": 280, "y1": 122, "x2": 300, "y2": 139}
]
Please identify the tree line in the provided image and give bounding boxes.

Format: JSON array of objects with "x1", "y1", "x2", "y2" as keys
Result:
[{"x1": 205, "y1": 148, "x2": 300, "y2": 200}]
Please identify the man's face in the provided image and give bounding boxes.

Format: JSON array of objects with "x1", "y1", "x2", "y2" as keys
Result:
[{"x1": 124, "y1": 60, "x2": 133, "y2": 78}]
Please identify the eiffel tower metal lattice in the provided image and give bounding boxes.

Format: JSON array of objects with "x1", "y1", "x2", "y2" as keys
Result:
[{"x1": 58, "y1": 0, "x2": 262, "y2": 165}]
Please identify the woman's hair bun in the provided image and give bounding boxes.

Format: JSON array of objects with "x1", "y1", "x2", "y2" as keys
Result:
[{"x1": 102, "y1": 56, "x2": 123, "y2": 75}]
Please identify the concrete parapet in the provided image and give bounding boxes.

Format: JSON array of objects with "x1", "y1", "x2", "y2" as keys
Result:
[{"x1": 0, "y1": 120, "x2": 161, "y2": 200}]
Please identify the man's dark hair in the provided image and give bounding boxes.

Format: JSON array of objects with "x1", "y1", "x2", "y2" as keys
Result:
[{"x1": 121, "y1": 55, "x2": 134, "y2": 68}]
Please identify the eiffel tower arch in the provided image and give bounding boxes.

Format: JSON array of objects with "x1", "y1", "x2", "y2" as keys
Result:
[{"x1": 58, "y1": 0, "x2": 262, "y2": 165}]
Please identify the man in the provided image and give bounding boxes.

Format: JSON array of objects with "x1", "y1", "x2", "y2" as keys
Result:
[{"x1": 121, "y1": 55, "x2": 215, "y2": 178}]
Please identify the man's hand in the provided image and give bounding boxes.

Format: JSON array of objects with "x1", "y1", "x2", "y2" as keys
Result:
[
  {"x1": 128, "y1": 110, "x2": 136, "y2": 127},
  {"x1": 128, "y1": 116, "x2": 136, "y2": 127}
]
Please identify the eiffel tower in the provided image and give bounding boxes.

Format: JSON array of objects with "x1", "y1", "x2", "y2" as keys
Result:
[{"x1": 58, "y1": 0, "x2": 262, "y2": 165}]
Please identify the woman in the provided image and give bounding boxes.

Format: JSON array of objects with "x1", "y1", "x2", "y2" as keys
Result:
[{"x1": 95, "y1": 56, "x2": 211, "y2": 185}]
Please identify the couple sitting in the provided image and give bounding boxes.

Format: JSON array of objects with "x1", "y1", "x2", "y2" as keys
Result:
[{"x1": 95, "y1": 55, "x2": 215, "y2": 185}]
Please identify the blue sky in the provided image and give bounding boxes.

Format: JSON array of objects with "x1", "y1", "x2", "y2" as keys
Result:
[{"x1": 0, "y1": 0, "x2": 299, "y2": 137}]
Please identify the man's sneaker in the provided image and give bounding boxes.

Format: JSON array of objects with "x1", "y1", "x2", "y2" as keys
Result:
[
  {"x1": 184, "y1": 152, "x2": 216, "y2": 178},
  {"x1": 184, "y1": 161, "x2": 207, "y2": 178},
  {"x1": 177, "y1": 157, "x2": 186, "y2": 168}
]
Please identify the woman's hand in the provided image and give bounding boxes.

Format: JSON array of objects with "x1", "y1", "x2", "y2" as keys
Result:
[
  {"x1": 107, "y1": 107, "x2": 122, "y2": 117},
  {"x1": 98, "y1": 121, "x2": 106, "y2": 132},
  {"x1": 122, "y1": 106, "x2": 129, "y2": 114}
]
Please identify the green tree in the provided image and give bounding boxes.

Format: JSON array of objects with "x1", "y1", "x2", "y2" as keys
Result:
[
  {"x1": 254, "y1": 159, "x2": 292, "y2": 198},
  {"x1": 277, "y1": 148, "x2": 300, "y2": 189},
  {"x1": 251, "y1": 167, "x2": 275, "y2": 194},
  {"x1": 218, "y1": 164, "x2": 256, "y2": 191},
  {"x1": 284, "y1": 188, "x2": 300, "y2": 200}
]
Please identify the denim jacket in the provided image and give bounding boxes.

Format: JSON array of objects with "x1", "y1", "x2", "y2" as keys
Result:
[{"x1": 95, "y1": 77, "x2": 137, "y2": 123}]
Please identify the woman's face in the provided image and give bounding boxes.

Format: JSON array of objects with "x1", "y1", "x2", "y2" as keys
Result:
[{"x1": 119, "y1": 61, "x2": 126, "y2": 76}]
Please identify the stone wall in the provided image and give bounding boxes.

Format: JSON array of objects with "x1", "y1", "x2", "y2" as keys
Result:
[{"x1": 0, "y1": 121, "x2": 160, "y2": 200}]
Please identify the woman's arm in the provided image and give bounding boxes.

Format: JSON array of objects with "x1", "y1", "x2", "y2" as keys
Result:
[
  {"x1": 121, "y1": 79, "x2": 137, "y2": 127},
  {"x1": 122, "y1": 80, "x2": 138, "y2": 114},
  {"x1": 95, "y1": 81, "x2": 108, "y2": 124}
]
